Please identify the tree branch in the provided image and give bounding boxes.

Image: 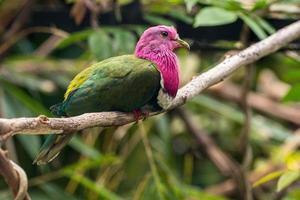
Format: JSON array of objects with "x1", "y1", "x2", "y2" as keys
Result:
[
  {"x1": 0, "y1": 148, "x2": 30, "y2": 200},
  {"x1": 0, "y1": 20, "x2": 300, "y2": 139}
]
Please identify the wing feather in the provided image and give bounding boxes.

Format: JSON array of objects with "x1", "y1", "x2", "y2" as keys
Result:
[
  {"x1": 61, "y1": 55, "x2": 161, "y2": 116},
  {"x1": 64, "y1": 67, "x2": 94, "y2": 100}
]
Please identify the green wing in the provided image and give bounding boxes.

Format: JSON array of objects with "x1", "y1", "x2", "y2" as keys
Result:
[
  {"x1": 63, "y1": 55, "x2": 130, "y2": 101},
  {"x1": 63, "y1": 55, "x2": 161, "y2": 116},
  {"x1": 64, "y1": 66, "x2": 94, "y2": 101}
]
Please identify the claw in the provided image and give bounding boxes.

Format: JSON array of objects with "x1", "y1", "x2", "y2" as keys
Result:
[
  {"x1": 133, "y1": 109, "x2": 142, "y2": 122},
  {"x1": 141, "y1": 111, "x2": 149, "y2": 121}
]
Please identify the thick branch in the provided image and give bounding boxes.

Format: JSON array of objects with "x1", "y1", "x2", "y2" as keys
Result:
[{"x1": 0, "y1": 20, "x2": 300, "y2": 138}]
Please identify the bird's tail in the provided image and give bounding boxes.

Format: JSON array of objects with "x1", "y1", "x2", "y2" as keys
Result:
[
  {"x1": 33, "y1": 102, "x2": 71, "y2": 165},
  {"x1": 33, "y1": 132, "x2": 75, "y2": 165}
]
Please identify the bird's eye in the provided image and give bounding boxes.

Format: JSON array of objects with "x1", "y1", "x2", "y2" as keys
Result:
[{"x1": 161, "y1": 31, "x2": 168, "y2": 38}]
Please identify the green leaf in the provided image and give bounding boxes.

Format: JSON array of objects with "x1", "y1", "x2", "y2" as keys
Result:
[
  {"x1": 252, "y1": 0, "x2": 269, "y2": 10},
  {"x1": 196, "y1": 0, "x2": 243, "y2": 11},
  {"x1": 88, "y1": 30, "x2": 113, "y2": 60},
  {"x1": 283, "y1": 84, "x2": 300, "y2": 102},
  {"x1": 284, "y1": 69, "x2": 300, "y2": 82},
  {"x1": 184, "y1": 186, "x2": 229, "y2": 200},
  {"x1": 63, "y1": 171, "x2": 123, "y2": 200},
  {"x1": 139, "y1": 177, "x2": 163, "y2": 200},
  {"x1": 238, "y1": 13, "x2": 267, "y2": 39},
  {"x1": 125, "y1": 25, "x2": 147, "y2": 36},
  {"x1": 1, "y1": 69, "x2": 56, "y2": 93},
  {"x1": 143, "y1": 14, "x2": 176, "y2": 26},
  {"x1": 113, "y1": 30, "x2": 136, "y2": 54},
  {"x1": 62, "y1": 156, "x2": 119, "y2": 172},
  {"x1": 2, "y1": 82, "x2": 50, "y2": 115},
  {"x1": 168, "y1": 9, "x2": 193, "y2": 24},
  {"x1": 2, "y1": 88, "x2": 32, "y2": 117},
  {"x1": 277, "y1": 171, "x2": 300, "y2": 192},
  {"x1": 133, "y1": 174, "x2": 151, "y2": 200},
  {"x1": 194, "y1": 7, "x2": 238, "y2": 27},
  {"x1": 40, "y1": 183, "x2": 79, "y2": 200},
  {"x1": 254, "y1": 16, "x2": 276, "y2": 34},
  {"x1": 57, "y1": 29, "x2": 94, "y2": 49},
  {"x1": 69, "y1": 136, "x2": 102, "y2": 159},
  {"x1": 287, "y1": 188, "x2": 300, "y2": 200},
  {"x1": 253, "y1": 170, "x2": 284, "y2": 187}
]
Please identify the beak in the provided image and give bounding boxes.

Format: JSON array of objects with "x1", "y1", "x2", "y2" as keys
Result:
[{"x1": 176, "y1": 38, "x2": 190, "y2": 50}]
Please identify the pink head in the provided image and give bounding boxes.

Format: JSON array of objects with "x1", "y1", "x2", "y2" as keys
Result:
[
  {"x1": 135, "y1": 25, "x2": 189, "y2": 55},
  {"x1": 135, "y1": 25, "x2": 189, "y2": 97}
]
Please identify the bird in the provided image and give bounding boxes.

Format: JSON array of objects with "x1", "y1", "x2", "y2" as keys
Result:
[{"x1": 34, "y1": 25, "x2": 189, "y2": 165}]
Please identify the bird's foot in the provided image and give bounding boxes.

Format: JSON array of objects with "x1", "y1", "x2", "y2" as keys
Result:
[
  {"x1": 133, "y1": 109, "x2": 150, "y2": 122},
  {"x1": 133, "y1": 109, "x2": 141, "y2": 122},
  {"x1": 141, "y1": 111, "x2": 150, "y2": 121}
]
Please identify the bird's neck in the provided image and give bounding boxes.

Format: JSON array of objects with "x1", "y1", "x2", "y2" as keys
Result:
[{"x1": 135, "y1": 48, "x2": 179, "y2": 97}]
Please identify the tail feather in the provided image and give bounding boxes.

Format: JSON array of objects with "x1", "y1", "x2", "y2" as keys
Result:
[
  {"x1": 33, "y1": 102, "x2": 71, "y2": 165},
  {"x1": 33, "y1": 133, "x2": 75, "y2": 165}
]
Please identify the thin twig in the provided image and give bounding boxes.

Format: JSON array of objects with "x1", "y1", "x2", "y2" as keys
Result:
[
  {"x1": 10, "y1": 160, "x2": 30, "y2": 200},
  {"x1": 239, "y1": 26, "x2": 253, "y2": 156},
  {"x1": 2, "y1": 0, "x2": 33, "y2": 41},
  {"x1": 0, "y1": 27, "x2": 69, "y2": 57},
  {"x1": 239, "y1": 23, "x2": 253, "y2": 200},
  {"x1": 0, "y1": 20, "x2": 300, "y2": 138},
  {"x1": 33, "y1": 35, "x2": 63, "y2": 57}
]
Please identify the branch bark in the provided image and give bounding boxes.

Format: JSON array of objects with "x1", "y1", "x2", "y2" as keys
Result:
[
  {"x1": 0, "y1": 149, "x2": 30, "y2": 200},
  {"x1": 0, "y1": 20, "x2": 300, "y2": 139}
]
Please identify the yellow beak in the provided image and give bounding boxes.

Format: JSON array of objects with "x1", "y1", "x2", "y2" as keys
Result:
[{"x1": 176, "y1": 38, "x2": 190, "y2": 50}]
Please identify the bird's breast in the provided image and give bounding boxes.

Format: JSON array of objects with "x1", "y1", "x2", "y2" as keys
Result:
[{"x1": 156, "y1": 88, "x2": 174, "y2": 110}]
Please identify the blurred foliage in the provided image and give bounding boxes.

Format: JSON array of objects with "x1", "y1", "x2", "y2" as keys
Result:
[{"x1": 0, "y1": 0, "x2": 300, "y2": 200}]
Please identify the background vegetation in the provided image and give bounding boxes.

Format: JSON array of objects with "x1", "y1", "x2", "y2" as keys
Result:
[{"x1": 0, "y1": 0, "x2": 300, "y2": 199}]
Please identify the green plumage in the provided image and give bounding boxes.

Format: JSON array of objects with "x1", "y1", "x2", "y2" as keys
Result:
[{"x1": 34, "y1": 55, "x2": 161, "y2": 164}]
